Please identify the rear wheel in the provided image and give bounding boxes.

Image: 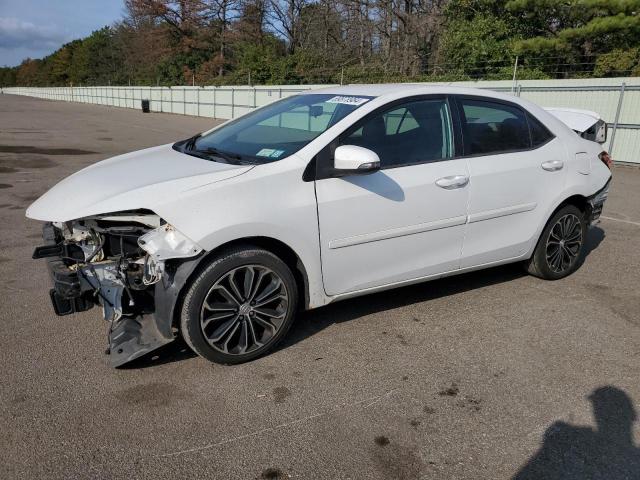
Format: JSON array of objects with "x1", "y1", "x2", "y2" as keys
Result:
[
  {"x1": 180, "y1": 246, "x2": 298, "y2": 364},
  {"x1": 527, "y1": 205, "x2": 586, "y2": 280}
]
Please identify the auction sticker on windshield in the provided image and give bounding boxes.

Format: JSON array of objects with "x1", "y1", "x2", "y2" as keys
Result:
[
  {"x1": 326, "y1": 96, "x2": 370, "y2": 106},
  {"x1": 256, "y1": 148, "x2": 285, "y2": 158}
]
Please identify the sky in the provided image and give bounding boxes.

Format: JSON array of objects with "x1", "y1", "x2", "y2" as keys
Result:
[{"x1": 0, "y1": 0, "x2": 125, "y2": 67}]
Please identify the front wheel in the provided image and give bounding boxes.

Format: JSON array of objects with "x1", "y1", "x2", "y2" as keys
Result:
[
  {"x1": 180, "y1": 246, "x2": 298, "y2": 364},
  {"x1": 526, "y1": 205, "x2": 587, "y2": 280}
]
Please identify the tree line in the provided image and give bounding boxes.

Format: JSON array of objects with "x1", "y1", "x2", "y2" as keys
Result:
[{"x1": 1, "y1": 0, "x2": 639, "y2": 87}]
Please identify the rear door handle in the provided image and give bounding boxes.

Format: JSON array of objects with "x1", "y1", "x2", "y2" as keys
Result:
[
  {"x1": 435, "y1": 175, "x2": 469, "y2": 189},
  {"x1": 541, "y1": 160, "x2": 564, "y2": 171}
]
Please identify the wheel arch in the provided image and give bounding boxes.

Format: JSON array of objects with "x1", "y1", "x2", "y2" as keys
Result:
[
  {"x1": 527, "y1": 193, "x2": 590, "y2": 261},
  {"x1": 165, "y1": 235, "x2": 311, "y2": 331},
  {"x1": 221, "y1": 236, "x2": 311, "y2": 311},
  {"x1": 553, "y1": 194, "x2": 591, "y2": 219}
]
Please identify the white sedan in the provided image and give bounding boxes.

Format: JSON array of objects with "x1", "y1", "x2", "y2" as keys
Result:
[{"x1": 27, "y1": 85, "x2": 612, "y2": 366}]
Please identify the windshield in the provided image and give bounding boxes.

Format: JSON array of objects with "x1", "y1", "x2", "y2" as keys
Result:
[{"x1": 175, "y1": 94, "x2": 374, "y2": 164}]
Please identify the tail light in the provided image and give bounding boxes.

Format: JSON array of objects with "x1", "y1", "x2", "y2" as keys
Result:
[{"x1": 599, "y1": 151, "x2": 613, "y2": 169}]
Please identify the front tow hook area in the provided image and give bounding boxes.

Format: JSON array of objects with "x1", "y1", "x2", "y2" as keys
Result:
[{"x1": 107, "y1": 315, "x2": 175, "y2": 367}]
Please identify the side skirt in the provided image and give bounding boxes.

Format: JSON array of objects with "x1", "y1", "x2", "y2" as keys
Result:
[{"x1": 325, "y1": 252, "x2": 530, "y2": 304}]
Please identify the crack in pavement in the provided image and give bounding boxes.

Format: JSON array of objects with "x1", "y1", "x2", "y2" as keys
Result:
[{"x1": 158, "y1": 388, "x2": 400, "y2": 458}]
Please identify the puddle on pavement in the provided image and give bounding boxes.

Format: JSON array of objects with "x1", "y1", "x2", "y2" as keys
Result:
[
  {"x1": 261, "y1": 468, "x2": 284, "y2": 480},
  {"x1": 272, "y1": 386, "x2": 291, "y2": 404},
  {"x1": 0, "y1": 145, "x2": 96, "y2": 155},
  {"x1": 19, "y1": 193, "x2": 40, "y2": 202},
  {"x1": 0, "y1": 155, "x2": 58, "y2": 170},
  {"x1": 4, "y1": 130, "x2": 46, "y2": 134}
]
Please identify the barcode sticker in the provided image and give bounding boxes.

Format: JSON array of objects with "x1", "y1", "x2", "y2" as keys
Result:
[{"x1": 326, "y1": 96, "x2": 370, "y2": 106}]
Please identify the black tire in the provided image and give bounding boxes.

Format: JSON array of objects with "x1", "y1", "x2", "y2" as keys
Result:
[
  {"x1": 526, "y1": 204, "x2": 587, "y2": 280},
  {"x1": 180, "y1": 245, "x2": 298, "y2": 365}
]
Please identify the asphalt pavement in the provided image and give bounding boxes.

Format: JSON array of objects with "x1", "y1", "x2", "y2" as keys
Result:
[{"x1": 1, "y1": 94, "x2": 639, "y2": 479}]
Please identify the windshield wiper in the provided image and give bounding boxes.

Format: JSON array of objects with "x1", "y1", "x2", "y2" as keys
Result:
[
  {"x1": 185, "y1": 134, "x2": 200, "y2": 151},
  {"x1": 193, "y1": 147, "x2": 249, "y2": 165},
  {"x1": 180, "y1": 135, "x2": 248, "y2": 165}
]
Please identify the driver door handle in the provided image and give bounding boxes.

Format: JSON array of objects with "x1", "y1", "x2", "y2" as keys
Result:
[
  {"x1": 541, "y1": 160, "x2": 564, "y2": 171},
  {"x1": 436, "y1": 175, "x2": 469, "y2": 189}
]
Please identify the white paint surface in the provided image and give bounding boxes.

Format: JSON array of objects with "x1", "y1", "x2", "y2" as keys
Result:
[{"x1": 25, "y1": 85, "x2": 612, "y2": 309}]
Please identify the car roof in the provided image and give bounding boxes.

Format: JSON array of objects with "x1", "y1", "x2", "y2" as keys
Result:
[
  {"x1": 299, "y1": 83, "x2": 512, "y2": 100},
  {"x1": 298, "y1": 83, "x2": 576, "y2": 140}
]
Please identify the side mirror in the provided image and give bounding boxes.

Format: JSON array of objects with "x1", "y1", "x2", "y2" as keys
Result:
[{"x1": 333, "y1": 145, "x2": 380, "y2": 175}]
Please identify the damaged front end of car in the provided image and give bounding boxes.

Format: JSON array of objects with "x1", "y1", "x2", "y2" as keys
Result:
[{"x1": 32, "y1": 210, "x2": 203, "y2": 367}]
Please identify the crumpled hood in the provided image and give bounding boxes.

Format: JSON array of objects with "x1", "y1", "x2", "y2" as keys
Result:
[{"x1": 26, "y1": 143, "x2": 253, "y2": 222}]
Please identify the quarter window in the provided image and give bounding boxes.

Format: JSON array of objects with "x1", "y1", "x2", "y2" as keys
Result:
[
  {"x1": 341, "y1": 99, "x2": 454, "y2": 168},
  {"x1": 459, "y1": 99, "x2": 530, "y2": 155},
  {"x1": 527, "y1": 112, "x2": 554, "y2": 147}
]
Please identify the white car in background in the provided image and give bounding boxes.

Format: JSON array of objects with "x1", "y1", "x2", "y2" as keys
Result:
[{"x1": 27, "y1": 85, "x2": 612, "y2": 367}]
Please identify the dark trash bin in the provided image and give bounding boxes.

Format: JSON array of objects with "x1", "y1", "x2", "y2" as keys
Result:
[{"x1": 141, "y1": 99, "x2": 150, "y2": 113}]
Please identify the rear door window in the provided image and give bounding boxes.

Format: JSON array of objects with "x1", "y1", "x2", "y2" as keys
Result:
[{"x1": 459, "y1": 99, "x2": 530, "y2": 155}]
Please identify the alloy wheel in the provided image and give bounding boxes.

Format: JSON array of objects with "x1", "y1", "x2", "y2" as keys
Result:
[
  {"x1": 545, "y1": 213, "x2": 583, "y2": 273},
  {"x1": 199, "y1": 265, "x2": 289, "y2": 355}
]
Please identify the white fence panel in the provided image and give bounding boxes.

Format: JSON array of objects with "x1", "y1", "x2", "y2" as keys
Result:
[{"x1": 3, "y1": 79, "x2": 638, "y2": 164}]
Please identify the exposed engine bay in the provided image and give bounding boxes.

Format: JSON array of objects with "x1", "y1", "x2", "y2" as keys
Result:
[{"x1": 33, "y1": 210, "x2": 203, "y2": 367}]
